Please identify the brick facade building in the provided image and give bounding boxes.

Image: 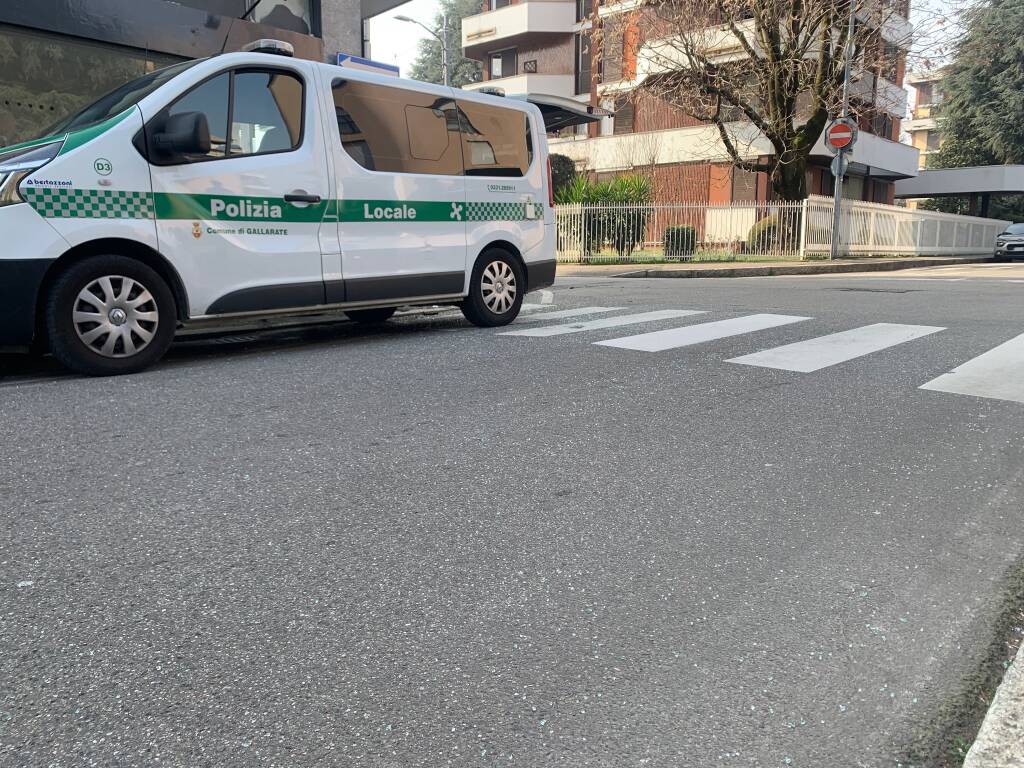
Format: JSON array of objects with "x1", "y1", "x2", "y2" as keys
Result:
[{"x1": 460, "y1": 0, "x2": 920, "y2": 203}]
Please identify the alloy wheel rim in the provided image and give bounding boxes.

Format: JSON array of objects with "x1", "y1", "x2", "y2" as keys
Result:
[
  {"x1": 72, "y1": 275, "x2": 159, "y2": 358},
  {"x1": 481, "y1": 260, "x2": 517, "y2": 315}
]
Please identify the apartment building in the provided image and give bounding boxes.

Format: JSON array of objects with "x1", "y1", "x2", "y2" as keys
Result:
[
  {"x1": 905, "y1": 69, "x2": 946, "y2": 169},
  {"x1": 460, "y1": 0, "x2": 920, "y2": 203}
]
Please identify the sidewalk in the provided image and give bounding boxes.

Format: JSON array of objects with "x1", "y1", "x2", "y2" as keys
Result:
[
  {"x1": 557, "y1": 255, "x2": 995, "y2": 279},
  {"x1": 964, "y1": 655, "x2": 1024, "y2": 767}
]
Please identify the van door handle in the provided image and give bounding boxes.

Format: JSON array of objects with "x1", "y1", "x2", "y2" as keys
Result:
[{"x1": 284, "y1": 192, "x2": 321, "y2": 204}]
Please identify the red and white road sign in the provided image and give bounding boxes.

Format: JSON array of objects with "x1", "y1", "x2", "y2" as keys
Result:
[{"x1": 826, "y1": 120, "x2": 857, "y2": 151}]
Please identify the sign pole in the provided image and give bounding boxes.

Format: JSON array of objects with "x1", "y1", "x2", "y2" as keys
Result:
[{"x1": 830, "y1": 1, "x2": 857, "y2": 261}]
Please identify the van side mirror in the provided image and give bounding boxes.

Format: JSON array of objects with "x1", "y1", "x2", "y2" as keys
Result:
[{"x1": 152, "y1": 112, "x2": 211, "y2": 160}]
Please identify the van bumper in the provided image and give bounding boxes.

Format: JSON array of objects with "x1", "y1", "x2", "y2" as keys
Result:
[
  {"x1": 0, "y1": 259, "x2": 54, "y2": 351},
  {"x1": 526, "y1": 259, "x2": 556, "y2": 292}
]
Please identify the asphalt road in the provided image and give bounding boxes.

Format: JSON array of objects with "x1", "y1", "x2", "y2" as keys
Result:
[{"x1": 2, "y1": 266, "x2": 1024, "y2": 767}]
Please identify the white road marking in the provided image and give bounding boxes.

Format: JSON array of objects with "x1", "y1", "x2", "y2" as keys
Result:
[
  {"x1": 728, "y1": 323, "x2": 945, "y2": 372},
  {"x1": 594, "y1": 314, "x2": 810, "y2": 352},
  {"x1": 500, "y1": 310, "x2": 705, "y2": 337},
  {"x1": 538, "y1": 289, "x2": 555, "y2": 305},
  {"x1": 920, "y1": 332, "x2": 1024, "y2": 404},
  {"x1": 514, "y1": 306, "x2": 624, "y2": 323}
]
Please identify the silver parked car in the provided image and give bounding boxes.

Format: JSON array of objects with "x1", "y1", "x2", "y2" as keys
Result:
[{"x1": 995, "y1": 223, "x2": 1024, "y2": 260}]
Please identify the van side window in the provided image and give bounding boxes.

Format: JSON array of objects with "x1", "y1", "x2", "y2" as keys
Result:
[
  {"x1": 230, "y1": 70, "x2": 304, "y2": 156},
  {"x1": 331, "y1": 79, "x2": 462, "y2": 176},
  {"x1": 152, "y1": 68, "x2": 303, "y2": 164},
  {"x1": 165, "y1": 72, "x2": 230, "y2": 161},
  {"x1": 456, "y1": 101, "x2": 532, "y2": 177}
]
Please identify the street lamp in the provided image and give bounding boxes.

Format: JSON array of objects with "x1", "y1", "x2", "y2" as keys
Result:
[{"x1": 395, "y1": 13, "x2": 451, "y2": 86}]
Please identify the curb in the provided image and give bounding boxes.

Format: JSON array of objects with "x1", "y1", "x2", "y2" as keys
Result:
[
  {"x1": 559, "y1": 256, "x2": 994, "y2": 279},
  {"x1": 964, "y1": 656, "x2": 1024, "y2": 767}
]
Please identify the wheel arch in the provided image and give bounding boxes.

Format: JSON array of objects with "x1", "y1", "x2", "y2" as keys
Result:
[
  {"x1": 35, "y1": 239, "x2": 190, "y2": 345},
  {"x1": 474, "y1": 239, "x2": 525, "y2": 277}
]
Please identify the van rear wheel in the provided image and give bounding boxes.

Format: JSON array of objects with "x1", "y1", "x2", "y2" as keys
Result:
[
  {"x1": 461, "y1": 249, "x2": 524, "y2": 327},
  {"x1": 345, "y1": 307, "x2": 396, "y2": 324},
  {"x1": 45, "y1": 255, "x2": 177, "y2": 376}
]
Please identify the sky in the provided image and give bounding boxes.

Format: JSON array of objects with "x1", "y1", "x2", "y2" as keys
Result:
[{"x1": 366, "y1": 0, "x2": 442, "y2": 77}]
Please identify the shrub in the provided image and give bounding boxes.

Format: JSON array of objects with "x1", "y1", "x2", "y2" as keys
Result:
[
  {"x1": 664, "y1": 226, "x2": 697, "y2": 259},
  {"x1": 554, "y1": 173, "x2": 654, "y2": 260},
  {"x1": 747, "y1": 215, "x2": 779, "y2": 252},
  {"x1": 549, "y1": 154, "x2": 577, "y2": 197}
]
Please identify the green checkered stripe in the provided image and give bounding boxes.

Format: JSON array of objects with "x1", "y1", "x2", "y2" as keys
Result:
[
  {"x1": 465, "y1": 201, "x2": 533, "y2": 222},
  {"x1": 24, "y1": 188, "x2": 155, "y2": 220},
  {"x1": 22, "y1": 189, "x2": 539, "y2": 223}
]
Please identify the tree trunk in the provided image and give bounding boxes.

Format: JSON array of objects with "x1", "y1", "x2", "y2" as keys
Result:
[{"x1": 772, "y1": 157, "x2": 809, "y2": 201}]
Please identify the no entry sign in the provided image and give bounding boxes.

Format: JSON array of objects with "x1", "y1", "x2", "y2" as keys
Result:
[{"x1": 826, "y1": 120, "x2": 857, "y2": 152}]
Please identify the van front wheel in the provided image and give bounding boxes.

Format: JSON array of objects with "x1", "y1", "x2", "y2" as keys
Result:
[
  {"x1": 45, "y1": 255, "x2": 177, "y2": 376},
  {"x1": 461, "y1": 249, "x2": 524, "y2": 327}
]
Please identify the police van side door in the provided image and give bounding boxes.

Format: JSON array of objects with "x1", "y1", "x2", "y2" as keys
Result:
[
  {"x1": 144, "y1": 59, "x2": 330, "y2": 316},
  {"x1": 326, "y1": 74, "x2": 467, "y2": 304}
]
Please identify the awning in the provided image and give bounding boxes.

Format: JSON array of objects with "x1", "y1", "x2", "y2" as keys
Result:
[{"x1": 895, "y1": 165, "x2": 1024, "y2": 198}]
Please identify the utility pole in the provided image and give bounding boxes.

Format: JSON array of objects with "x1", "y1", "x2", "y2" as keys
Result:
[{"x1": 830, "y1": 1, "x2": 857, "y2": 261}]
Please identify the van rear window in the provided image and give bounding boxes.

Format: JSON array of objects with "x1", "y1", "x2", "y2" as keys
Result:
[{"x1": 456, "y1": 100, "x2": 533, "y2": 177}]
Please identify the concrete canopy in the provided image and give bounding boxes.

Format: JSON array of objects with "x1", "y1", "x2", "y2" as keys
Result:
[{"x1": 895, "y1": 165, "x2": 1024, "y2": 198}]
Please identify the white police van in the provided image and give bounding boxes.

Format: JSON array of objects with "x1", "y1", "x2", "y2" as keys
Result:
[{"x1": 0, "y1": 43, "x2": 558, "y2": 375}]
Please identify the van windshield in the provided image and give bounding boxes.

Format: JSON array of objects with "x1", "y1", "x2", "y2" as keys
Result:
[{"x1": 45, "y1": 60, "x2": 203, "y2": 136}]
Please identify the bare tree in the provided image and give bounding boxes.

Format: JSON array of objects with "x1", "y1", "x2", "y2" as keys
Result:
[{"x1": 599, "y1": 0, "x2": 916, "y2": 200}]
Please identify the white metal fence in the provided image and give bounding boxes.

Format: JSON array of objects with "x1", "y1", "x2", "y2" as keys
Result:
[{"x1": 554, "y1": 196, "x2": 1008, "y2": 263}]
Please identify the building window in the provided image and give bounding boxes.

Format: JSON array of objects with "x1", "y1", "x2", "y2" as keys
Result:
[
  {"x1": 871, "y1": 112, "x2": 894, "y2": 140},
  {"x1": 0, "y1": 23, "x2": 181, "y2": 147},
  {"x1": 612, "y1": 99, "x2": 634, "y2": 135},
  {"x1": 574, "y1": 31, "x2": 592, "y2": 95},
  {"x1": 491, "y1": 0, "x2": 513, "y2": 8},
  {"x1": 489, "y1": 49, "x2": 517, "y2": 79},
  {"x1": 576, "y1": 0, "x2": 592, "y2": 21}
]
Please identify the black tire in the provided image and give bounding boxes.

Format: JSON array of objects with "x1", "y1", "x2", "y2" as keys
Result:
[
  {"x1": 460, "y1": 248, "x2": 525, "y2": 327},
  {"x1": 345, "y1": 307, "x2": 397, "y2": 324},
  {"x1": 45, "y1": 255, "x2": 177, "y2": 376}
]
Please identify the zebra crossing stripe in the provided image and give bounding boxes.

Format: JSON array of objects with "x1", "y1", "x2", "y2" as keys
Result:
[
  {"x1": 514, "y1": 306, "x2": 624, "y2": 323},
  {"x1": 920, "y1": 332, "x2": 1024, "y2": 404},
  {"x1": 728, "y1": 323, "x2": 945, "y2": 372},
  {"x1": 594, "y1": 314, "x2": 810, "y2": 352},
  {"x1": 500, "y1": 310, "x2": 704, "y2": 337}
]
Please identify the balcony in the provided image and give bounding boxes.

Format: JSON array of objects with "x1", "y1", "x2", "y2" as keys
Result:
[
  {"x1": 463, "y1": 73, "x2": 576, "y2": 99},
  {"x1": 849, "y1": 72, "x2": 908, "y2": 117},
  {"x1": 858, "y1": 0, "x2": 914, "y2": 47},
  {"x1": 462, "y1": 0, "x2": 576, "y2": 60}
]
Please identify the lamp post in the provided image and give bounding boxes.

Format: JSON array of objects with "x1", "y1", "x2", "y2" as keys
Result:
[{"x1": 396, "y1": 13, "x2": 451, "y2": 86}]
